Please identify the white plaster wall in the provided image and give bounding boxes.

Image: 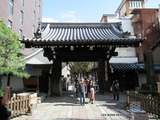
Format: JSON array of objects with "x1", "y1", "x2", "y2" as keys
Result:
[
  {"x1": 108, "y1": 16, "x2": 137, "y2": 64},
  {"x1": 115, "y1": 47, "x2": 136, "y2": 57},
  {"x1": 120, "y1": 17, "x2": 134, "y2": 35},
  {"x1": 1, "y1": 68, "x2": 41, "y2": 92},
  {"x1": 1, "y1": 76, "x2": 24, "y2": 91},
  {"x1": 107, "y1": 16, "x2": 121, "y2": 23},
  {"x1": 110, "y1": 57, "x2": 138, "y2": 63},
  {"x1": 106, "y1": 15, "x2": 134, "y2": 35},
  {"x1": 110, "y1": 47, "x2": 138, "y2": 63}
]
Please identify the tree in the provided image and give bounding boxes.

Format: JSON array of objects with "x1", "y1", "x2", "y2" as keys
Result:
[
  {"x1": 69, "y1": 62, "x2": 94, "y2": 78},
  {"x1": 0, "y1": 20, "x2": 28, "y2": 95}
]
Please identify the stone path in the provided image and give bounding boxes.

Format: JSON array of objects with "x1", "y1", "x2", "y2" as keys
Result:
[{"x1": 12, "y1": 92, "x2": 132, "y2": 120}]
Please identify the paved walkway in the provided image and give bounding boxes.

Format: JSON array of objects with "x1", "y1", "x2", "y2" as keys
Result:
[{"x1": 12, "y1": 92, "x2": 132, "y2": 120}]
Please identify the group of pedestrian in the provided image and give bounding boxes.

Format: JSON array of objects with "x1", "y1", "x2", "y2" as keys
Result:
[
  {"x1": 74, "y1": 78, "x2": 120, "y2": 106},
  {"x1": 75, "y1": 78, "x2": 95, "y2": 106}
]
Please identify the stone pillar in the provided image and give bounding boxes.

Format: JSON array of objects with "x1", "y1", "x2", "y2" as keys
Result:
[
  {"x1": 97, "y1": 59, "x2": 105, "y2": 94},
  {"x1": 50, "y1": 57, "x2": 62, "y2": 96}
]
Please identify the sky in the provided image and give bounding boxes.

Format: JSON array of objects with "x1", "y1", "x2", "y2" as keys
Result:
[{"x1": 42, "y1": 0, "x2": 160, "y2": 23}]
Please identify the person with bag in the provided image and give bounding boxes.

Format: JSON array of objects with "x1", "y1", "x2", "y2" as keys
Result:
[
  {"x1": 89, "y1": 81, "x2": 95, "y2": 104},
  {"x1": 78, "y1": 79, "x2": 86, "y2": 106},
  {"x1": 111, "y1": 80, "x2": 120, "y2": 100}
]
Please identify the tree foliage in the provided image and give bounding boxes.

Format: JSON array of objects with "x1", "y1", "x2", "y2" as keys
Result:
[
  {"x1": 69, "y1": 62, "x2": 94, "y2": 76},
  {"x1": 0, "y1": 20, "x2": 28, "y2": 78}
]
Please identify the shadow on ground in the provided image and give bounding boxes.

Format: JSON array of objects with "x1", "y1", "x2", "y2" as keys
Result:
[{"x1": 95, "y1": 93, "x2": 130, "y2": 118}]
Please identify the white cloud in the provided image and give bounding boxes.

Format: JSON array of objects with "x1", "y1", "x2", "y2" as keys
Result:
[
  {"x1": 61, "y1": 11, "x2": 81, "y2": 22},
  {"x1": 42, "y1": 17, "x2": 59, "y2": 23}
]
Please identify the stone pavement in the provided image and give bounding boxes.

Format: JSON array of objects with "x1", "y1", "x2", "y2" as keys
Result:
[{"x1": 12, "y1": 92, "x2": 132, "y2": 120}]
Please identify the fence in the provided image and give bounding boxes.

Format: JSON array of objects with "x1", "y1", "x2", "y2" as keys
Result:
[
  {"x1": 127, "y1": 91, "x2": 160, "y2": 117},
  {"x1": 8, "y1": 95, "x2": 30, "y2": 118}
]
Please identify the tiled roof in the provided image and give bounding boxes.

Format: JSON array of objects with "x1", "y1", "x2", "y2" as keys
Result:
[{"x1": 22, "y1": 23, "x2": 142, "y2": 46}]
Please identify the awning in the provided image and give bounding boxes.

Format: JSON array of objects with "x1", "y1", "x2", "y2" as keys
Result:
[
  {"x1": 111, "y1": 63, "x2": 160, "y2": 72},
  {"x1": 111, "y1": 63, "x2": 140, "y2": 71}
]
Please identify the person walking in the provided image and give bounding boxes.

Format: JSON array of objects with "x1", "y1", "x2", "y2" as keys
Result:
[
  {"x1": 89, "y1": 81, "x2": 95, "y2": 104},
  {"x1": 86, "y1": 79, "x2": 91, "y2": 98},
  {"x1": 78, "y1": 79, "x2": 86, "y2": 106},
  {"x1": 74, "y1": 79, "x2": 79, "y2": 98},
  {"x1": 111, "y1": 80, "x2": 120, "y2": 100}
]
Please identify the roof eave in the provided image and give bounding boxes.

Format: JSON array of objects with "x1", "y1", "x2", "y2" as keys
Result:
[{"x1": 22, "y1": 38, "x2": 143, "y2": 48}]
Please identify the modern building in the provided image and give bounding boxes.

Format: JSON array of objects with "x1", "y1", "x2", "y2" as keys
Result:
[
  {"x1": 0, "y1": 0, "x2": 42, "y2": 39},
  {"x1": 131, "y1": 9, "x2": 159, "y2": 62},
  {"x1": 131, "y1": 9, "x2": 160, "y2": 91},
  {"x1": 116, "y1": 0, "x2": 145, "y2": 17},
  {"x1": 101, "y1": 0, "x2": 160, "y2": 92},
  {"x1": 0, "y1": 0, "x2": 42, "y2": 93},
  {"x1": 100, "y1": 0, "x2": 150, "y2": 91}
]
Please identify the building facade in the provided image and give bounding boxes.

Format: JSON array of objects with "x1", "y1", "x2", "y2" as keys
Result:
[
  {"x1": 0, "y1": 0, "x2": 42, "y2": 39},
  {"x1": 114, "y1": 0, "x2": 160, "y2": 92},
  {"x1": 100, "y1": 13, "x2": 139, "y2": 91},
  {"x1": 131, "y1": 9, "x2": 159, "y2": 62},
  {"x1": 116, "y1": 0, "x2": 145, "y2": 17},
  {"x1": 131, "y1": 9, "x2": 160, "y2": 90},
  {"x1": 0, "y1": 0, "x2": 42, "y2": 92}
]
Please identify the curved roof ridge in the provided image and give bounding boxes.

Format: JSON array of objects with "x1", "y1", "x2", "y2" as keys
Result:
[{"x1": 41, "y1": 22, "x2": 122, "y2": 28}]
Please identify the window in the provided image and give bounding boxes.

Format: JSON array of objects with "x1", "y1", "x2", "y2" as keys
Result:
[
  {"x1": 7, "y1": 20, "x2": 12, "y2": 28},
  {"x1": 8, "y1": 0, "x2": 14, "y2": 16},
  {"x1": 34, "y1": 0, "x2": 36, "y2": 8},
  {"x1": 33, "y1": 24, "x2": 36, "y2": 33},
  {"x1": 22, "y1": 0, "x2": 24, "y2": 6},
  {"x1": 34, "y1": 10, "x2": 36, "y2": 22},
  {"x1": 20, "y1": 10, "x2": 24, "y2": 25}
]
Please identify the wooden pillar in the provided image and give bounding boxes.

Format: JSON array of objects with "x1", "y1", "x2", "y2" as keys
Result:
[
  {"x1": 98, "y1": 59, "x2": 105, "y2": 94},
  {"x1": 144, "y1": 50, "x2": 155, "y2": 94},
  {"x1": 48, "y1": 74, "x2": 51, "y2": 96},
  {"x1": 106, "y1": 60, "x2": 112, "y2": 91},
  {"x1": 43, "y1": 48, "x2": 62, "y2": 96},
  {"x1": 36, "y1": 76, "x2": 39, "y2": 94},
  {"x1": 50, "y1": 56, "x2": 62, "y2": 96}
]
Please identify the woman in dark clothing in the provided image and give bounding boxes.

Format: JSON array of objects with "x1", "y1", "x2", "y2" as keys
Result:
[
  {"x1": 86, "y1": 80, "x2": 91, "y2": 98},
  {"x1": 111, "y1": 80, "x2": 120, "y2": 100}
]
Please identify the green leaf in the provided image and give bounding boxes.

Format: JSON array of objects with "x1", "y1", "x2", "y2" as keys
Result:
[{"x1": 0, "y1": 20, "x2": 29, "y2": 80}]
